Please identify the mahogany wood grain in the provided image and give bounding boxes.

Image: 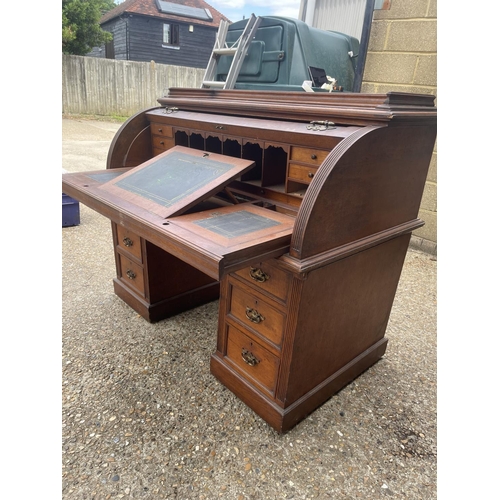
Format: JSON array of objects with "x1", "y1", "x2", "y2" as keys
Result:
[
  {"x1": 288, "y1": 163, "x2": 318, "y2": 185},
  {"x1": 291, "y1": 124, "x2": 437, "y2": 259},
  {"x1": 62, "y1": 173, "x2": 295, "y2": 281},
  {"x1": 284, "y1": 234, "x2": 410, "y2": 403},
  {"x1": 64, "y1": 90, "x2": 437, "y2": 431},
  {"x1": 152, "y1": 135, "x2": 175, "y2": 152},
  {"x1": 107, "y1": 107, "x2": 156, "y2": 169},
  {"x1": 146, "y1": 109, "x2": 354, "y2": 150},
  {"x1": 210, "y1": 353, "x2": 288, "y2": 432},
  {"x1": 225, "y1": 324, "x2": 280, "y2": 394},
  {"x1": 278, "y1": 338, "x2": 388, "y2": 432},
  {"x1": 117, "y1": 253, "x2": 145, "y2": 295},
  {"x1": 110, "y1": 223, "x2": 218, "y2": 322},
  {"x1": 227, "y1": 279, "x2": 285, "y2": 347},
  {"x1": 115, "y1": 225, "x2": 142, "y2": 261},
  {"x1": 113, "y1": 278, "x2": 220, "y2": 323},
  {"x1": 232, "y1": 260, "x2": 291, "y2": 304},
  {"x1": 211, "y1": 336, "x2": 387, "y2": 433},
  {"x1": 159, "y1": 89, "x2": 437, "y2": 126},
  {"x1": 143, "y1": 240, "x2": 216, "y2": 303},
  {"x1": 289, "y1": 146, "x2": 329, "y2": 165}
]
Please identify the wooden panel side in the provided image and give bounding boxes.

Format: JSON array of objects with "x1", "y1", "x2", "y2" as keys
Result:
[{"x1": 284, "y1": 234, "x2": 410, "y2": 404}]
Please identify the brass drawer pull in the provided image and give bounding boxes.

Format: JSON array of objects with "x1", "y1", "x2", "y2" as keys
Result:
[
  {"x1": 311, "y1": 153, "x2": 317, "y2": 160},
  {"x1": 308, "y1": 172, "x2": 314, "y2": 178},
  {"x1": 122, "y1": 237, "x2": 134, "y2": 247},
  {"x1": 241, "y1": 348, "x2": 260, "y2": 366},
  {"x1": 126, "y1": 269, "x2": 136, "y2": 280},
  {"x1": 245, "y1": 307, "x2": 265, "y2": 324},
  {"x1": 158, "y1": 128, "x2": 163, "y2": 132},
  {"x1": 249, "y1": 267, "x2": 269, "y2": 283}
]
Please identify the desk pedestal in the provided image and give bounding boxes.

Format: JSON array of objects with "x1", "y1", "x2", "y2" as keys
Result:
[{"x1": 211, "y1": 234, "x2": 409, "y2": 432}]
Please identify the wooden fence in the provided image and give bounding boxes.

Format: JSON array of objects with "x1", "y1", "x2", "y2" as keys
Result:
[{"x1": 62, "y1": 55, "x2": 205, "y2": 117}]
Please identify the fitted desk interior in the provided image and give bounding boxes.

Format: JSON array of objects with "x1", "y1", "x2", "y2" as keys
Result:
[{"x1": 62, "y1": 89, "x2": 437, "y2": 432}]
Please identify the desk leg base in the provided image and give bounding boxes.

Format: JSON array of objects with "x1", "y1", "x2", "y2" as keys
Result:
[
  {"x1": 113, "y1": 279, "x2": 220, "y2": 323},
  {"x1": 210, "y1": 337, "x2": 388, "y2": 433}
]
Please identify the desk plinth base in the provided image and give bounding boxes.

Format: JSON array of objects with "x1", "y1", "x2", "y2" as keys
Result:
[
  {"x1": 113, "y1": 279, "x2": 220, "y2": 323},
  {"x1": 210, "y1": 337, "x2": 388, "y2": 433}
]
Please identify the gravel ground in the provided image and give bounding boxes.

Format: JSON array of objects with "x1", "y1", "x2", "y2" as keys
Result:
[{"x1": 61, "y1": 118, "x2": 437, "y2": 499}]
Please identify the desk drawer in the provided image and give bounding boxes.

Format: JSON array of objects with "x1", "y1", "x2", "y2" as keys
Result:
[
  {"x1": 288, "y1": 163, "x2": 318, "y2": 185},
  {"x1": 150, "y1": 123, "x2": 173, "y2": 137},
  {"x1": 226, "y1": 324, "x2": 279, "y2": 393},
  {"x1": 229, "y1": 285, "x2": 284, "y2": 346},
  {"x1": 118, "y1": 254, "x2": 145, "y2": 296},
  {"x1": 290, "y1": 146, "x2": 329, "y2": 166},
  {"x1": 152, "y1": 135, "x2": 175, "y2": 151},
  {"x1": 116, "y1": 225, "x2": 142, "y2": 261},
  {"x1": 233, "y1": 261, "x2": 290, "y2": 303}
]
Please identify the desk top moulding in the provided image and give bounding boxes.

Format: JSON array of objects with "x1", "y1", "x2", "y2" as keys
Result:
[{"x1": 157, "y1": 88, "x2": 437, "y2": 126}]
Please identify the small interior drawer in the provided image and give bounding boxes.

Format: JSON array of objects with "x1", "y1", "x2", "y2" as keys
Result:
[
  {"x1": 116, "y1": 225, "x2": 142, "y2": 261},
  {"x1": 290, "y1": 146, "x2": 329, "y2": 166},
  {"x1": 152, "y1": 135, "x2": 175, "y2": 151},
  {"x1": 118, "y1": 254, "x2": 145, "y2": 296},
  {"x1": 233, "y1": 261, "x2": 290, "y2": 303},
  {"x1": 288, "y1": 163, "x2": 319, "y2": 185},
  {"x1": 228, "y1": 285, "x2": 285, "y2": 346},
  {"x1": 226, "y1": 324, "x2": 279, "y2": 393},
  {"x1": 150, "y1": 122, "x2": 173, "y2": 137}
]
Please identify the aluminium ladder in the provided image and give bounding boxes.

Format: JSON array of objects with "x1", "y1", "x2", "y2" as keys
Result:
[{"x1": 201, "y1": 14, "x2": 262, "y2": 90}]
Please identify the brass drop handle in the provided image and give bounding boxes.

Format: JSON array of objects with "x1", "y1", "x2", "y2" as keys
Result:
[
  {"x1": 308, "y1": 172, "x2": 315, "y2": 178},
  {"x1": 158, "y1": 128, "x2": 163, "y2": 132},
  {"x1": 311, "y1": 154, "x2": 317, "y2": 160},
  {"x1": 245, "y1": 307, "x2": 265, "y2": 324},
  {"x1": 123, "y1": 237, "x2": 133, "y2": 247},
  {"x1": 249, "y1": 267, "x2": 270, "y2": 283},
  {"x1": 126, "y1": 269, "x2": 136, "y2": 280},
  {"x1": 241, "y1": 348, "x2": 260, "y2": 366}
]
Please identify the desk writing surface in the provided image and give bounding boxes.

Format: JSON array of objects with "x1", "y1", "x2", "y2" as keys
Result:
[
  {"x1": 87, "y1": 171, "x2": 124, "y2": 183},
  {"x1": 159, "y1": 203, "x2": 295, "y2": 278},
  {"x1": 100, "y1": 146, "x2": 256, "y2": 218},
  {"x1": 193, "y1": 210, "x2": 281, "y2": 238}
]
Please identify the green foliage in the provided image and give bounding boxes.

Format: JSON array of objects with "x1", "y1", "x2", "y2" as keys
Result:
[{"x1": 62, "y1": 0, "x2": 117, "y2": 55}]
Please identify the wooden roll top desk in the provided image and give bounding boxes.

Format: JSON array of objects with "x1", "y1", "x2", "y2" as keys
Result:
[{"x1": 62, "y1": 89, "x2": 437, "y2": 432}]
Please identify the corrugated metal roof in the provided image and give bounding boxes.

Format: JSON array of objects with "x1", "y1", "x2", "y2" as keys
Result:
[{"x1": 303, "y1": 0, "x2": 367, "y2": 40}]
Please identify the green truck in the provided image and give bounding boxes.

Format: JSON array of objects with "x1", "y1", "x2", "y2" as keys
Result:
[{"x1": 215, "y1": 16, "x2": 360, "y2": 92}]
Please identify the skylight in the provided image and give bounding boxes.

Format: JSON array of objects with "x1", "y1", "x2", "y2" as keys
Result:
[{"x1": 156, "y1": 1, "x2": 213, "y2": 21}]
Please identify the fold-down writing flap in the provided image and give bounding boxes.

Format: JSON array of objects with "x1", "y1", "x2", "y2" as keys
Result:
[{"x1": 99, "y1": 146, "x2": 255, "y2": 218}]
